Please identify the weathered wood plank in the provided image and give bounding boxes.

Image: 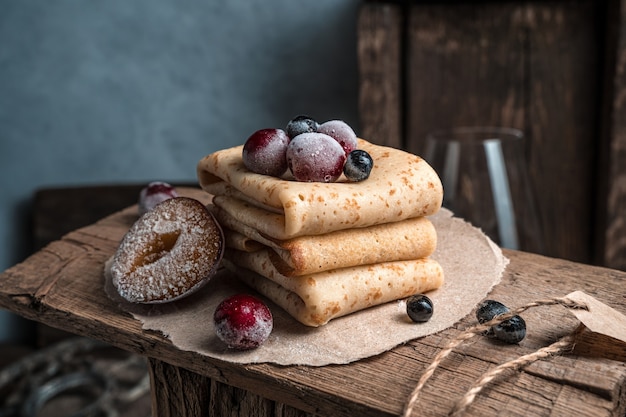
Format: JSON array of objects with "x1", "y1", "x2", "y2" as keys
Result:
[
  {"x1": 405, "y1": 3, "x2": 526, "y2": 152},
  {"x1": 148, "y1": 358, "x2": 211, "y2": 417},
  {"x1": 207, "y1": 379, "x2": 317, "y2": 417},
  {"x1": 597, "y1": 0, "x2": 626, "y2": 271},
  {"x1": 33, "y1": 185, "x2": 142, "y2": 250},
  {"x1": 357, "y1": 2, "x2": 403, "y2": 148},
  {"x1": 524, "y1": 2, "x2": 599, "y2": 264},
  {"x1": 401, "y1": 2, "x2": 599, "y2": 264}
]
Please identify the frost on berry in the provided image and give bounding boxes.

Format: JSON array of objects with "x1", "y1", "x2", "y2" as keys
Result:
[
  {"x1": 343, "y1": 149, "x2": 374, "y2": 182},
  {"x1": 138, "y1": 182, "x2": 178, "y2": 215},
  {"x1": 286, "y1": 115, "x2": 320, "y2": 139},
  {"x1": 214, "y1": 294, "x2": 273, "y2": 350},
  {"x1": 242, "y1": 128, "x2": 290, "y2": 177},
  {"x1": 318, "y1": 120, "x2": 358, "y2": 155},
  {"x1": 286, "y1": 132, "x2": 346, "y2": 183}
]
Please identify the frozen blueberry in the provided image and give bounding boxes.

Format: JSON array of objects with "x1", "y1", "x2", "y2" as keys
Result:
[
  {"x1": 406, "y1": 294, "x2": 434, "y2": 323},
  {"x1": 476, "y1": 299, "x2": 526, "y2": 344},
  {"x1": 343, "y1": 149, "x2": 374, "y2": 182},
  {"x1": 286, "y1": 115, "x2": 319, "y2": 138},
  {"x1": 493, "y1": 315, "x2": 526, "y2": 344},
  {"x1": 475, "y1": 300, "x2": 510, "y2": 324}
]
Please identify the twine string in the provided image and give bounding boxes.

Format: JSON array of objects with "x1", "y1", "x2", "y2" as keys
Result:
[
  {"x1": 402, "y1": 296, "x2": 587, "y2": 417},
  {"x1": 448, "y1": 325, "x2": 583, "y2": 417}
]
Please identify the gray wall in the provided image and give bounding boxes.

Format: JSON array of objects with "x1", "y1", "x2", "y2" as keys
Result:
[{"x1": 0, "y1": 1, "x2": 361, "y2": 341}]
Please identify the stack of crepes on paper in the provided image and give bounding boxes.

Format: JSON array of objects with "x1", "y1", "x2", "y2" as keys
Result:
[{"x1": 196, "y1": 139, "x2": 444, "y2": 327}]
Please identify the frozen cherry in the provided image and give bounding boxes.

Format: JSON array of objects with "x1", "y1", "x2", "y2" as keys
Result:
[
  {"x1": 318, "y1": 120, "x2": 358, "y2": 155},
  {"x1": 344, "y1": 149, "x2": 374, "y2": 182},
  {"x1": 406, "y1": 294, "x2": 434, "y2": 323},
  {"x1": 138, "y1": 181, "x2": 178, "y2": 215},
  {"x1": 286, "y1": 132, "x2": 346, "y2": 182},
  {"x1": 242, "y1": 128, "x2": 290, "y2": 177},
  {"x1": 286, "y1": 115, "x2": 320, "y2": 139},
  {"x1": 493, "y1": 315, "x2": 526, "y2": 344},
  {"x1": 214, "y1": 294, "x2": 273, "y2": 350}
]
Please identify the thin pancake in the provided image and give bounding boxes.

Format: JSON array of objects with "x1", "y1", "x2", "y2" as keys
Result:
[
  {"x1": 197, "y1": 139, "x2": 443, "y2": 239},
  {"x1": 213, "y1": 204, "x2": 437, "y2": 276},
  {"x1": 223, "y1": 250, "x2": 444, "y2": 327}
]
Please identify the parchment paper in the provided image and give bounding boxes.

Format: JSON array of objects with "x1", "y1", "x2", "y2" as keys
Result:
[
  {"x1": 566, "y1": 291, "x2": 626, "y2": 344},
  {"x1": 104, "y1": 208, "x2": 508, "y2": 366}
]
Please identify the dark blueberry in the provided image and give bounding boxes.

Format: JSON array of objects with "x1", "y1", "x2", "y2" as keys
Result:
[
  {"x1": 286, "y1": 115, "x2": 320, "y2": 138},
  {"x1": 493, "y1": 315, "x2": 526, "y2": 344},
  {"x1": 406, "y1": 294, "x2": 434, "y2": 323},
  {"x1": 475, "y1": 300, "x2": 510, "y2": 324},
  {"x1": 343, "y1": 149, "x2": 374, "y2": 182}
]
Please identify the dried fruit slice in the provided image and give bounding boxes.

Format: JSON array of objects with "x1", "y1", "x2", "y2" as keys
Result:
[{"x1": 111, "y1": 197, "x2": 224, "y2": 304}]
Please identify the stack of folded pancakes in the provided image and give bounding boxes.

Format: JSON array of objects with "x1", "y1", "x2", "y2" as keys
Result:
[{"x1": 197, "y1": 139, "x2": 444, "y2": 327}]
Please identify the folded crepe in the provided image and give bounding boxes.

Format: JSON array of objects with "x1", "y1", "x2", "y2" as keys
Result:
[
  {"x1": 223, "y1": 249, "x2": 444, "y2": 327},
  {"x1": 197, "y1": 139, "x2": 443, "y2": 239},
  {"x1": 212, "y1": 204, "x2": 437, "y2": 276}
]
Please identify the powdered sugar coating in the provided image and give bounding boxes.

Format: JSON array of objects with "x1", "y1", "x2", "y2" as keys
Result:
[{"x1": 111, "y1": 197, "x2": 224, "y2": 303}]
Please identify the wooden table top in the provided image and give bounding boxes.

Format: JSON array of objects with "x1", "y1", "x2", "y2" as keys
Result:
[{"x1": 1, "y1": 188, "x2": 625, "y2": 417}]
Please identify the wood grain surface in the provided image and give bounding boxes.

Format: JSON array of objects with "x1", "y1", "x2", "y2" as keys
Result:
[
  {"x1": 597, "y1": 0, "x2": 626, "y2": 270},
  {"x1": 357, "y1": 2, "x2": 403, "y2": 149},
  {"x1": 1, "y1": 188, "x2": 625, "y2": 416}
]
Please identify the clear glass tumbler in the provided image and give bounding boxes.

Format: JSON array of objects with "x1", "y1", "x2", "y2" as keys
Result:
[{"x1": 424, "y1": 127, "x2": 544, "y2": 253}]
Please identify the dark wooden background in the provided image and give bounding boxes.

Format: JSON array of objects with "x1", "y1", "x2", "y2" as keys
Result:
[{"x1": 358, "y1": 0, "x2": 626, "y2": 270}]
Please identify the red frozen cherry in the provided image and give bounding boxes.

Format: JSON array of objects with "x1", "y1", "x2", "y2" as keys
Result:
[
  {"x1": 286, "y1": 132, "x2": 346, "y2": 182},
  {"x1": 213, "y1": 294, "x2": 273, "y2": 350},
  {"x1": 242, "y1": 128, "x2": 290, "y2": 177},
  {"x1": 138, "y1": 181, "x2": 178, "y2": 215},
  {"x1": 318, "y1": 119, "x2": 358, "y2": 155}
]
